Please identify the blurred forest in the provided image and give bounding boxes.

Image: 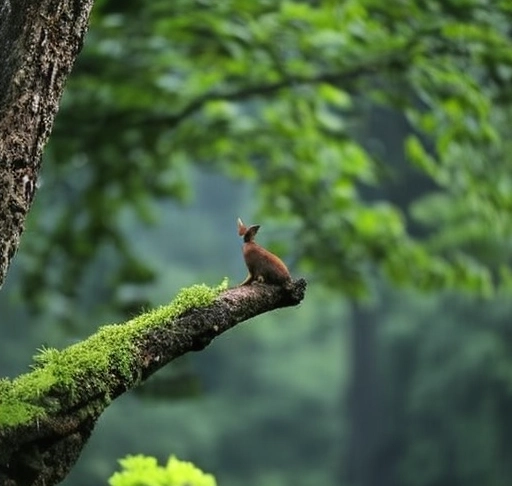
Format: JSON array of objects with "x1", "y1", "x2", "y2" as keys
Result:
[{"x1": 2, "y1": 1, "x2": 512, "y2": 486}]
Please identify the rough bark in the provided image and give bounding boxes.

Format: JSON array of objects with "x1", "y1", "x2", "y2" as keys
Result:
[
  {"x1": 0, "y1": 0, "x2": 94, "y2": 287},
  {"x1": 0, "y1": 278, "x2": 307, "y2": 486}
]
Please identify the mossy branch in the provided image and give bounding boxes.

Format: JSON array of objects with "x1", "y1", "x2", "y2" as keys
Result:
[{"x1": 0, "y1": 278, "x2": 307, "y2": 486}]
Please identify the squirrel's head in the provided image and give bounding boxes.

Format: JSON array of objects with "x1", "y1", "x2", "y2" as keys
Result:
[{"x1": 237, "y1": 218, "x2": 260, "y2": 243}]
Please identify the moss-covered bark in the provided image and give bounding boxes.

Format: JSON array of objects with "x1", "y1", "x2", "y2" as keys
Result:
[{"x1": 0, "y1": 279, "x2": 307, "y2": 486}]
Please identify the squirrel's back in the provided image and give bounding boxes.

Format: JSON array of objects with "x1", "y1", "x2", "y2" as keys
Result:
[
  {"x1": 238, "y1": 218, "x2": 291, "y2": 286},
  {"x1": 243, "y1": 241, "x2": 291, "y2": 285}
]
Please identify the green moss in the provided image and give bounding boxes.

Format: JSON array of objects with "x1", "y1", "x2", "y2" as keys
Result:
[
  {"x1": 0, "y1": 378, "x2": 46, "y2": 427},
  {"x1": 0, "y1": 280, "x2": 227, "y2": 428},
  {"x1": 130, "y1": 279, "x2": 228, "y2": 329}
]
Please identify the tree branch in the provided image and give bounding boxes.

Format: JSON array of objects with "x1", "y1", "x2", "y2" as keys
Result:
[
  {"x1": 52, "y1": 32, "x2": 453, "y2": 137},
  {"x1": 56, "y1": 64, "x2": 381, "y2": 137},
  {"x1": 0, "y1": 279, "x2": 307, "y2": 486}
]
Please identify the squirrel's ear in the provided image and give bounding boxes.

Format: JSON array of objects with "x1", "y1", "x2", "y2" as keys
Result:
[
  {"x1": 248, "y1": 225, "x2": 260, "y2": 235},
  {"x1": 237, "y1": 218, "x2": 247, "y2": 236}
]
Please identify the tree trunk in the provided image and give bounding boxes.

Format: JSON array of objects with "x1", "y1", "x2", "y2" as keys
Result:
[
  {"x1": 345, "y1": 303, "x2": 383, "y2": 486},
  {"x1": 0, "y1": 0, "x2": 94, "y2": 287}
]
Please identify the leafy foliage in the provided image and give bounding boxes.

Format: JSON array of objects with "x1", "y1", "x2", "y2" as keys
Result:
[
  {"x1": 109, "y1": 454, "x2": 216, "y2": 486},
  {"x1": 20, "y1": 0, "x2": 512, "y2": 318}
]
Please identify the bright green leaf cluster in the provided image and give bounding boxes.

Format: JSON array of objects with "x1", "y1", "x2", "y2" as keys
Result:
[{"x1": 108, "y1": 454, "x2": 216, "y2": 486}]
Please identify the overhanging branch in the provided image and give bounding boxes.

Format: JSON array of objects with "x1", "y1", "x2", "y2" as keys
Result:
[
  {"x1": 54, "y1": 29, "x2": 466, "y2": 137},
  {"x1": 0, "y1": 279, "x2": 307, "y2": 486}
]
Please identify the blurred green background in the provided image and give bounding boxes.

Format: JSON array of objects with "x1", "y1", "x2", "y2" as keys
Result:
[{"x1": 2, "y1": 1, "x2": 512, "y2": 485}]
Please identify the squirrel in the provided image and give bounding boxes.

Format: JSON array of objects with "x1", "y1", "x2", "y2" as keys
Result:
[{"x1": 237, "y1": 217, "x2": 292, "y2": 286}]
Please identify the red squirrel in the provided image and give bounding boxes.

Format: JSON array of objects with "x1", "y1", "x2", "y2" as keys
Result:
[{"x1": 237, "y1": 218, "x2": 292, "y2": 286}]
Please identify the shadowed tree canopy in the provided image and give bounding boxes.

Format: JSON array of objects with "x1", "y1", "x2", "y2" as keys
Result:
[{"x1": 1, "y1": 0, "x2": 512, "y2": 485}]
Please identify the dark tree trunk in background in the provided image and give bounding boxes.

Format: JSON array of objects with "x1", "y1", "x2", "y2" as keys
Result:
[
  {"x1": 0, "y1": 0, "x2": 94, "y2": 288},
  {"x1": 341, "y1": 103, "x2": 436, "y2": 486},
  {"x1": 345, "y1": 303, "x2": 383, "y2": 486}
]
